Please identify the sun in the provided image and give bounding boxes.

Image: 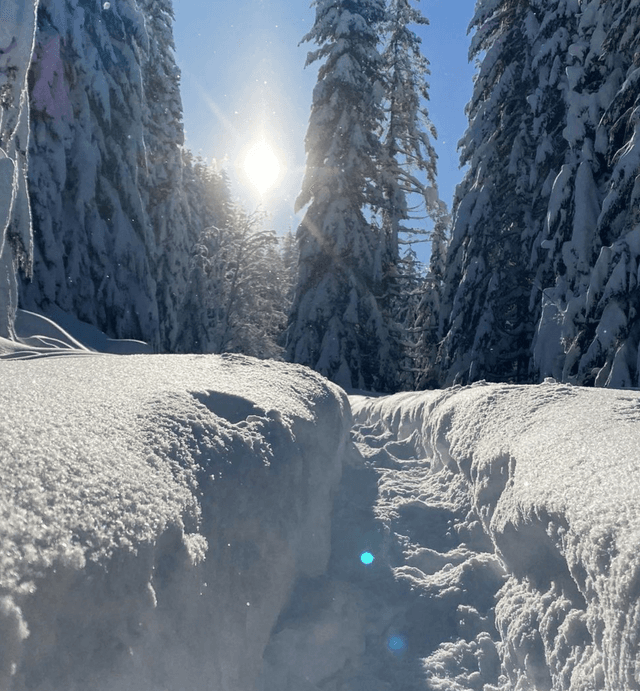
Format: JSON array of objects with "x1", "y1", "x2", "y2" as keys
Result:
[{"x1": 243, "y1": 139, "x2": 282, "y2": 196}]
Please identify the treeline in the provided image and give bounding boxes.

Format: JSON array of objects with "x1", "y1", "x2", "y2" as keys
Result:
[
  {"x1": 434, "y1": 0, "x2": 640, "y2": 388},
  {"x1": 14, "y1": 0, "x2": 295, "y2": 357},
  {"x1": 287, "y1": 0, "x2": 640, "y2": 391},
  {"x1": 4, "y1": 0, "x2": 640, "y2": 392}
]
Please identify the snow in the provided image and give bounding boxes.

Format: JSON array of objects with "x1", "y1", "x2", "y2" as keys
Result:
[
  {"x1": 2, "y1": 311, "x2": 640, "y2": 690},
  {"x1": 350, "y1": 382, "x2": 640, "y2": 690},
  {"x1": 0, "y1": 342, "x2": 350, "y2": 691}
]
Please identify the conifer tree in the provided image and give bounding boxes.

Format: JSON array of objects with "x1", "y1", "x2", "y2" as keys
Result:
[
  {"x1": 378, "y1": 0, "x2": 443, "y2": 389},
  {"x1": 22, "y1": 0, "x2": 159, "y2": 344},
  {"x1": 286, "y1": 0, "x2": 397, "y2": 391},
  {"x1": 564, "y1": 0, "x2": 640, "y2": 386},
  {"x1": 413, "y1": 205, "x2": 449, "y2": 388},
  {"x1": 21, "y1": 0, "x2": 199, "y2": 351},
  {"x1": 530, "y1": 0, "x2": 630, "y2": 383},
  {"x1": 437, "y1": 0, "x2": 542, "y2": 385},
  {"x1": 138, "y1": 0, "x2": 197, "y2": 352}
]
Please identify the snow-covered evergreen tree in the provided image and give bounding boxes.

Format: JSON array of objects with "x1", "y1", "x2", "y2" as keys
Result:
[
  {"x1": 279, "y1": 229, "x2": 299, "y2": 311},
  {"x1": 413, "y1": 206, "x2": 448, "y2": 388},
  {"x1": 437, "y1": 0, "x2": 543, "y2": 385},
  {"x1": 530, "y1": 0, "x2": 635, "y2": 385},
  {"x1": 21, "y1": 0, "x2": 158, "y2": 343},
  {"x1": 562, "y1": 0, "x2": 640, "y2": 386},
  {"x1": 377, "y1": 0, "x2": 443, "y2": 389},
  {"x1": 525, "y1": 0, "x2": 583, "y2": 379},
  {"x1": 20, "y1": 0, "x2": 198, "y2": 350},
  {"x1": 0, "y1": 0, "x2": 38, "y2": 339},
  {"x1": 286, "y1": 0, "x2": 398, "y2": 391},
  {"x1": 137, "y1": 0, "x2": 197, "y2": 351}
]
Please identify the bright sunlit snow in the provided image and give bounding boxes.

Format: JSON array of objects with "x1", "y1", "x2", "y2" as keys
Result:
[{"x1": 1, "y1": 314, "x2": 640, "y2": 690}]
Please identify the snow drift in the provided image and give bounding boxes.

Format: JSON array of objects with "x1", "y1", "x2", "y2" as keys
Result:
[
  {"x1": 2, "y1": 315, "x2": 639, "y2": 691},
  {"x1": 351, "y1": 382, "x2": 640, "y2": 691},
  {"x1": 0, "y1": 353, "x2": 349, "y2": 691}
]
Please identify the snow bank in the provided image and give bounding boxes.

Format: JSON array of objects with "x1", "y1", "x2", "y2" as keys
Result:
[
  {"x1": 350, "y1": 382, "x2": 640, "y2": 691},
  {"x1": 0, "y1": 308, "x2": 153, "y2": 357},
  {"x1": 0, "y1": 353, "x2": 350, "y2": 691}
]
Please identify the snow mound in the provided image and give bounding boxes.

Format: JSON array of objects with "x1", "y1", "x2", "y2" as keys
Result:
[
  {"x1": 0, "y1": 354, "x2": 350, "y2": 691},
  {"x1": 350, "y1": 382, "x2": 640, "y2": 691}
]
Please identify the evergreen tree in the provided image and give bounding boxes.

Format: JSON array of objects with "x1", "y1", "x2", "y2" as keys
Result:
[
  {"x1": 286, "y1": 0, "x2": 398, "y2": 391},
  {"x1": 413, "y1": 205, "x2": 449, "y2": 388},
  {"x1": 20, "y1": 0, "x2": 199, "y2": 351},
  {"x1": 178, "y1": 158, "x2": 234, "y2": 353},
  {"x1": 529, "y1": 1, "x2": 620, "y2": 382},
  {"x1": 530, "y1": 0, "x2": 631, "y2": 384},
  {"x1": 437, "y1": 0, "x2": 544, "y2": 385},
  {"x1": 137, "y1": 0, "x2": 198, "y2": 352},
  {"x1": 22, "y1": 0, "x2": 159, "y2": 344},
  {"x1": 565, "y1": 0, "x2": 640, "y2": 386},
  {"x1": 0, "y1": 0, "x2": 38, "y2": 339},
  {"x1": 378, "y1": 0, "x2": 443, "y2": 389}
]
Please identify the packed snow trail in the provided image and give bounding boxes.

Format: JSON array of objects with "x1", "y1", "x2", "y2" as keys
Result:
[
  {"x1": 265, "y1": 396, "x2": 506, "y2": 691},
  {"x1": 348, "y1": 383, "x2": 640, "y2": 691}
]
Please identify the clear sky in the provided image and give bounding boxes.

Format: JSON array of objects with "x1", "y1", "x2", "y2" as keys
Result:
[{"x1": 172, "y1": 0, "x2": 478, "y2": 254}]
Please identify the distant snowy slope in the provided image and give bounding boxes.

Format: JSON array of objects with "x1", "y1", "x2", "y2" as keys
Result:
[
  {"x1": 0, "y1": 354, "x2": 349, "y2": 691},
  {"x1": 351, "y1": 382, "x2": 640, "y2": 690}
]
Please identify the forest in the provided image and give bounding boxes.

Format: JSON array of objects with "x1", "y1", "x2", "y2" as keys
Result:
[{"x1": 2, "y1": 0, "x2": 640, "y2": 392}]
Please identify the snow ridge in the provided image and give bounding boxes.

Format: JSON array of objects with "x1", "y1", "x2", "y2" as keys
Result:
[{"x1": 0, "y1": 354, "x2": 349, "y2": 691}]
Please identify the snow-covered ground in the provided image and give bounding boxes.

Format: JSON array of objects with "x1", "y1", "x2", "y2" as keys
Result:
[
  {"x1": 0, "y1": 334, "x2": 349, "y2": 690},
  {"x1": 350, "y1": 383, "x2": 640, "y2": 691},
  {"x1": 1, "y1": 312, "x2": 639, "y2": 691}
]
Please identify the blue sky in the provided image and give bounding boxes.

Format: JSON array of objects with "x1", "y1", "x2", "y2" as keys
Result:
[{"x1": 172, "y1": 0, "x2": 477, "y2": 250}]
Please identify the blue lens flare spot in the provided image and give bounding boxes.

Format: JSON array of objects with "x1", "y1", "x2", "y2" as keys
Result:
[
  {"x1": 360, "y1": 551, "x2": 375, "y2": 565},
  {"x1": 388, "y1": 635, "x2": 407, "y2": 652}
]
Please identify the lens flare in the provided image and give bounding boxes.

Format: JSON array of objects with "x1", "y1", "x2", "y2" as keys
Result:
[
  {"x1": 387, "y1": 635, "x2": 407, "y2": 652},
  {"x1": 360, "y1": 551, "x2": 375, "y2": 565}
]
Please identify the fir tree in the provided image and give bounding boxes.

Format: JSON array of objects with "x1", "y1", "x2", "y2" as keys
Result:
[
  {"x1": 20, "y1": 0, "x2": 201, "y2": 351},
  {"x1": 437, "y1": 0, "x2": 542, "y2": 385},
  {"x1": 137, "y1": 0, "x2": 197, "y2": 352},
  {"x1": 413, "y1": 205, "x2": 449, "y2": 388},
  {"x1": 286, "y1": 0, "x2": 398, "y2": 391},
  {"x1": 22, "y1": 0, "x2": 159, "y2": 344},
  {"x1": 378, "y1": 0, "x2": 443, "y2": 389},
  {"x1": 530, "y1": 0, "x2": 629, "y2": 383},
  {"x1": 567, "y1": 0, "x2": 640, "y2": 386}
]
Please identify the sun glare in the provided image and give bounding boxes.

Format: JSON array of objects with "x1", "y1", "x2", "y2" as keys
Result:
[{"x1": 243, "y1": 139, "x2": 282, "y2": 196}]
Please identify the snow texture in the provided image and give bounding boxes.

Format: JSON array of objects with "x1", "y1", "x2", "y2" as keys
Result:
[
  {"x1": 350, "y1": 381, "x2": 640, "y2": 691},
  {"x1": 0, "y1": 349, "x2": 350, "y2": 691},
  {"x1": 2, "y1": 304, "x2": 640, "y2": 691}
]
